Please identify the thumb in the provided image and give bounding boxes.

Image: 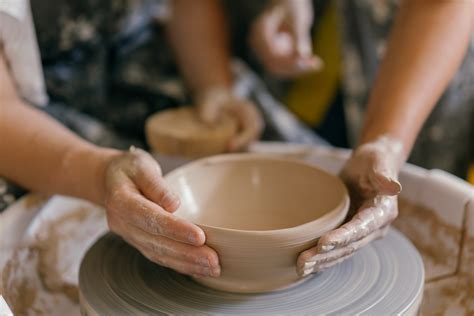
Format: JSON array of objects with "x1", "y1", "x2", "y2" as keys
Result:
[
  {"x1": 287, "y1": 12, "x2": 323, "y2": 71},
  {"x1": 198, "y1": 99, "x2": 221, "y2": 125},
  {"x1": 369, "y1": 169, "x2": 402, "y2": 196},
  {"x1": 285, "y1": 2, "x2": 313, "y2": 57},
  {"x1": 292, "y1": 22, "x2": 312, "y2": 57},
  {"x1": 197, "y1": 87, "x2": 235, "y2": 125}
]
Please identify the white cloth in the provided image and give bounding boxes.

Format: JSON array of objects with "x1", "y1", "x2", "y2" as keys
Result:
[{"x1": 0, "y1": 0, "x2": 48, "y2": 106}]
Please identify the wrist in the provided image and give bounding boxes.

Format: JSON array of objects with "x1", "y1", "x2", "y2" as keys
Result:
[
  {"x1": 61, "y1": 144, "x2": 121, "y2": 205},
  {"x1": 92, "y1": 147, "x2": 122, "y2": 206},
  {"x1": 195, "y1": 85, "x2": 236, "y2": 106},
  {"x1": 357, "y1": 135, "x2": 405, "y2": 171}
]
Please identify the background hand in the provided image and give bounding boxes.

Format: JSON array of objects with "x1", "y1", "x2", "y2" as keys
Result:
[
  {"x1": 249, "y1": 0, "x2": 322, "y2": 77},
  {"x1": 103, "y1": 147, "x2": 221, "y2": 277},
  {"x1": 197, "y1": 87, "x2": 264, "y2": 152},
  {"x1": 297, "y1": 136, "x2": 403, "y2": 276}
]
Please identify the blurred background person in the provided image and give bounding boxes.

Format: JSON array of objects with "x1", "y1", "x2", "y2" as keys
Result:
[
  {"x1": 231, "y1": 0, "x2": 474, "y2": 181},
  {"x1": 0, "y1": 0, "x2": 264, "y2": 211},
  {"x1": 222, "y1": 0, "x2": 473, "y2": 272}
]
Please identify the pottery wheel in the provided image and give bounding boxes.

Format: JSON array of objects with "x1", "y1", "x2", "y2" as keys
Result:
[{"x1": 79, "y1": 228, "x2": 424, "y2": 315}]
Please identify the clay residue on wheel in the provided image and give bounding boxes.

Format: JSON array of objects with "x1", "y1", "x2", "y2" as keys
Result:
[
  {"x1": 398, "y1": 199, "x2": 474, "y2": 315},
  {"x1": 22, "y1": 193, "x2": 48, "y2": 210},
  {"x1": 393, "y1": 198, "x2": 461, "y2": 280},
  {"x1": 2, "y1": 205, "x2": 107, "y2": 314},
  {"x1": 2, "y1": 259, "x2": 37, "y2": 313},
  {"x1": 2, "y1": 249, "x2": 41, "y2": 315},
  {"x1": 33, "y1": 228, "x2": 79, "y2": 303},
  {"x1": 422, "y1": 273, "x2": 474, "y2": 315}
]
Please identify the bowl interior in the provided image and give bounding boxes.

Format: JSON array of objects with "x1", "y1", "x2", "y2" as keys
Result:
[{"x1": 166, "y1": 155, "x2": 347, "y2": 231}]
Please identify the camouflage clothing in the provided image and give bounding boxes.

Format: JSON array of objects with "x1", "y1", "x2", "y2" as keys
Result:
[{"x1": 31, "y1": 0, "x2": 184, "y2": 140}]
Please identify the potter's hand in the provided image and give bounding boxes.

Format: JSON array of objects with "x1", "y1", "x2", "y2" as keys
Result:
[
  {"x1": 297, "y1": 136, "x2": 403, "y2": 276},
  {"x1": 103, "y1": 147, "x2": 221, "y2": 277},
  {"x1": 249, "y1": 0, "x2": 322, "y2": 77},
  {"x1": 197, "y1": 87, "x2": 264, "y2": 151}
]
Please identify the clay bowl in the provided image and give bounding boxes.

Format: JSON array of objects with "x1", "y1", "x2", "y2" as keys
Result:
[
  {"x1": 164, "y1": 153, "x2": 349, "y2": 293},
  {"x1": 145, "y1": 107, "x2": 237, "y2": 158}
]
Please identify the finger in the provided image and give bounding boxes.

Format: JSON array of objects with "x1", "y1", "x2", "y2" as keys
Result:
[
  {"x1": 128, "y1": 148, "x2": 180, "y2": 212},
  {"x1": 198, "y1": 100, "x2": 222, "y2": 125},
  {"x1": 285, "y1": 0, "x2": 314, "y2": 57},
  {"x1": 297, "y1": 226, "x2": 388, "y2": 276},
  {"x1": 261, "y1": 6, "x2": 286, "y2": 53},
  {"x1": 370, "y1": 169, "x2": 402, "y2": 196},
  {"x1": 131, "y1": 241, "x2": 220, "y2": 277},
  {"x1": 137, "y1": 175, "x2": 180, "y2": 213},
  {"x1": 289, "y1": 16, "x2": 313, "y2": 57},
  {"x1": 253, "y1": 8, "x2": 306, "y2": 77},
  {"x1": 284, "y1": 0, "x2": 324, "y2": 73},
  {"x1": 311, "y1": 252, "x2": 356, "y2": 274},
  {"x1": 116, "y1": 190, "x2": 205, "y2": 246},
  {"x1": 123, "y1": 223, "x2": 220, "y2": 270},
  {"x1": 370, "y1": 145, "x2": 403, "y2": 195},
  {"x1": 295, "y1": 56, "x2": 324, "y2": 73},
  {"x1": 228, "y1": 104, "x2": 263, "y2": 151},
  {"x1": 316, "y1": 196, "x2": 396, "y2": 252},
  {"x1": 312, "y1": 226, "x2": 389, "y2": 274}
]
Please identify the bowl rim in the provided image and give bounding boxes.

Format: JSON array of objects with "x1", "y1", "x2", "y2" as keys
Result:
[{"x1": 164, "y1": 153, "x2": 349, "y2": 236}]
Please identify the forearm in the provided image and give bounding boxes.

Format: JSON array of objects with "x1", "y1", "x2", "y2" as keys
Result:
[
  {"x1": 360, "y1": 0, "x2": 473, "y2": 160},
  {"x1": 0, "y1": 100, "x2": 119, "y2": 205},
  {"x1": 166, "y1": 0, "x2": 233, "y2": 97},
  {"x1": 0, "y1": 49, "x2": 119, "y2": 205}
]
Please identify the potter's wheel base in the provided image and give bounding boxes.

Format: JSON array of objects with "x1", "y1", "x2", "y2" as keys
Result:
[{"x1": 79, "y1": 229, "x2": 424, "y2": 315}]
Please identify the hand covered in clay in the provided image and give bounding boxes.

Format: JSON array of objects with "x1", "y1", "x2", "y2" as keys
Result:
[
  {"x1": 197, "y1": 86, "x2": 264, "y2": 151},
  {"x1": 249, "y1": 0, "x2": 322, "y2": 77},
  {"x1": 103, "y1": 147, "x2": 220, "y2": 277},
  {"x1": 297, "y1": 136, "x2": 403, "y2": 276}
]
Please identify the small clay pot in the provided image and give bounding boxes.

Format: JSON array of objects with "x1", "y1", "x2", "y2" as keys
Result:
[
  {"x1": 145, "y1": 107, "x2": 237, "y2": 158},
  {"x1": 164, "y1": 153, "x2": 349, "y2": 293}
]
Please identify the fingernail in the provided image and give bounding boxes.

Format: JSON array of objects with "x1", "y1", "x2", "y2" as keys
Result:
[
  {"x1": 198, "y1": 257, "x2": 210, "y2": 267},
  {"x1": 162, "y1": 192, "x2": 179, "y2": 209},
  {"x1": 302, "y1": 268, "x2": 314, "y2": 277},
  {"x1": 313, "y1": 57, "x2": 324, "y2": 70},
  {"x1": 188, "y1": 230, "x2": 205, "y2": 246},
  {"x1": 320, "y1": 244, "x2": 335, "y2": 252},
  {"x1": 188, "y1": 232, "x2": 201, "y2": 246},
  {"x1": 296, "y1": 57, "x2": 323, "y2": 72},
  {"x1": 304, "y1": 261, "x2": 316, "y2": 270},
  {"x1": 210, "y1": 266, "x2": 221, "y2": 277},
  {"x1": 296, "y1": 59, "x2": 311, "y2": 71},
  {"x1": 201, "y1": 267, "x2": 212, "y2": 277}
]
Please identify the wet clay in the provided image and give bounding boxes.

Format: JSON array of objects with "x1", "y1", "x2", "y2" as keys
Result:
[
  {"x1": 1, "y1": 257, "x2": 38, "y2": 315},
  {"x1": 422, "y1": 207, "x2": 474, "y2": 315},
  {"x1": 1, "y1": 205, "x2": 106, "y2": 315},
  {"x1": 395, "y1": 198, "x2": 474, "y2": 315},
  {"x1": 422, "y1": 273, "x2": 474, "y2": 315},
  {"x1": 145, "y1": 107, "x2": 238, "y2": 158},
  {"x1": 22, "y1": 193, "x2": 48, "y2": 210},
  {"x1": 394, "y1": 198, "x2": 461, "y2": 279}
]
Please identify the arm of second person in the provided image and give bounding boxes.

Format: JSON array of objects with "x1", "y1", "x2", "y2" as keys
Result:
[
  {"x1": 297, "y1": 0, "x2": 473, "y2": 275},
  {"x1": 166, "y1": 0, "x2": 263, "y2": 150}
]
